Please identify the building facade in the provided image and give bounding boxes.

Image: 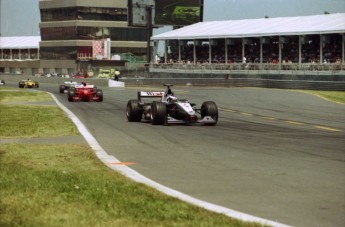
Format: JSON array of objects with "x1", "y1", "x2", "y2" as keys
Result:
[
  {"x1": 38, "y1": 0, "x2": 148, "y2": 74},
  {"x1": 1, "y1": 0, "x2": 148, "y2": 76}
]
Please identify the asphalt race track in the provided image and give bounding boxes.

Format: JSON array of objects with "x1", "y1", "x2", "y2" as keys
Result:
[{"x1": 7, "y1": 82, "x2": 345, "y2": 227}]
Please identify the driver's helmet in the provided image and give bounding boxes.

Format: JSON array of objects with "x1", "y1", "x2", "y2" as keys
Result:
[{"x1": 167, "y1": 94, "x2": 177, "y2": 102}]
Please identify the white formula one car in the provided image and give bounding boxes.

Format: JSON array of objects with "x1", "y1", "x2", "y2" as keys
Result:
[
  {"x1": 126, "y1": 84, "x2": 218, "y2": 125},
  {"x1": 0, "y1": 80, "x2": 5, "y2": 86},
  {"x1": 59, "y1": 81, "x2": 79, "y2": 93}
]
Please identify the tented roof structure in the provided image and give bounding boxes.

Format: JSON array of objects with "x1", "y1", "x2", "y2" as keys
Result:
[
  {"x1": 152, "y1": 13, "x2": 345, "y2": 41},
  {"x1": 0, "y1": 36, "x2": 41, "y2": 49}
]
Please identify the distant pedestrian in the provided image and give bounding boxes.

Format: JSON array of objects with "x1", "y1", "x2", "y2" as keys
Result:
[{"x1": 114, "y1": 69, "x2": 120, "y2": 81}]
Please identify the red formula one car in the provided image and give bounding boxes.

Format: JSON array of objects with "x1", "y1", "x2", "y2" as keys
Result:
[{"x1": 67, "y1": 83, "x2": 103, "y2": 102}]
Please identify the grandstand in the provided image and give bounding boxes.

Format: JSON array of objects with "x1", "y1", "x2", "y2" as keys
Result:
[{"x1": 150, "y1": 13, "x2": 345, "y2": 76}]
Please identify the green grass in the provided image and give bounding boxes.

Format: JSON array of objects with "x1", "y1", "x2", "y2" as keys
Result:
[
  {"x1": 0, "y1": 89, "x2": 52, "y2": 102},
  {"x1": 301, "y1": 90, "x2": 345, "y2": 104},
  {"x1": 0, "y1": 90, "x2": 262, "y2": 226},
  {"x1": 1, "y1": 144, "x2": 258, "y2": 227},
  {"x1": 0, "y1": 105, "x2": 79, "y2": 138},
  {"x1": 0, "y1": 83, "x2": 77, "y2": 138}
]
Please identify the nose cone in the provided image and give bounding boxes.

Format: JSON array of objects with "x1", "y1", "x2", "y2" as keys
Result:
[{"x1": 189, "y1": 115, "x2": 198, "y2": 122}]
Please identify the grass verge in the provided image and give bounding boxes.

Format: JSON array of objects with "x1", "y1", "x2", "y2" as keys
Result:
[
  {"x1": 301, "y1": 90, "x2": 345, "y2": 104},
  {"x1": 0, "y1": 88, "x2": 52, "y2": 102},
  {"x1": 1, "y1": 144, "x2": 257, "y2": 227},
  {"x1": 0, "y1": 105, "x2": 79, "y2": 138},
  {"x1": 0, "y1": 90, "x2": 262, "y2": 226}
]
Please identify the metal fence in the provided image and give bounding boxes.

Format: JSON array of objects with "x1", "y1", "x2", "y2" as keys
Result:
[{"x1": 151, "y1": 63, "x2": 345, "y2": 72}]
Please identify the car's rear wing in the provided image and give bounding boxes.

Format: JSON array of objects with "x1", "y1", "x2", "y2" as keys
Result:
[
  {"x1": 75, "y1": 84, "x2": 94, "y2": 89},
  {"x1": 138, "y1": 91, "x2": 165, "y2": 102},
  {"x1": 64, "y1": 81, "x2": 78, "y2": 85}
]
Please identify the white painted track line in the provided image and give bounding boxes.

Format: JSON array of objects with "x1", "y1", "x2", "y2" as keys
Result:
[{"x1": 49, "y1": 92, "x2": 291, "y2": 227}]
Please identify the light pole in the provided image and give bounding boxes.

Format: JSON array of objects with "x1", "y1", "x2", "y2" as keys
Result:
[{"x1": 146, "y1": 5, "x2": 153, "y2": 63}]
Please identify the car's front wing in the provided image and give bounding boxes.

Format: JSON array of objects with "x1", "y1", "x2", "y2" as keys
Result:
[{"x1": 166, "y1": 116, "x2": 217, "y2": 124}]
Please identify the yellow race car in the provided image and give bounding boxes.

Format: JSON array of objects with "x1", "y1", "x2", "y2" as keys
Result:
[{"x1": 18, "y1": 79, "x2": 39, "y2": 88}]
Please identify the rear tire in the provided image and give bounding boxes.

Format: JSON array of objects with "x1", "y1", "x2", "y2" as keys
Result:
[
  {"x1": 126, "y1": 100, "x2": 142, "y2": 122},
  {"x1": 67, "y1": 89, "x2": 75, "y2": 102},
  {"x1": 96, "y1": 89, "x2": 103, "y2": 102},
  {"x1": 151, "y1": 101, "x2": 166, "y2": 125},
  {"x1": 201, "y1": 101, "x2": 218, "y2": 125}
]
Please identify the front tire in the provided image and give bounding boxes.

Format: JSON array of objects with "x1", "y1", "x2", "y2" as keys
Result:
[
  {"x1": 126, "y1": 100, "x2": 142, "y2": 122},
  {"x1": 201, "y1": 101, "x2": 218, "y2": 125},
  {"x1": 151, "y1": 101, "x2": 166, "y2": 125},
  {"x1": 59, "y1": 85, "x2": 65, "y2": 93}
]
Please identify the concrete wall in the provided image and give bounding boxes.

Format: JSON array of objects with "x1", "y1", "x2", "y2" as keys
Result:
[{"x1": 0, "y1": 60, "x2": 77, "y2": 75}]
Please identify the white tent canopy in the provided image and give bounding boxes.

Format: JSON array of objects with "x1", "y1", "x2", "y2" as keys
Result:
[
  {"x1": 151, "y1": 13, "x2": 345, "y2": 41},
  {"x1": 0, "y1": 36, "x2": 41, "y2": 60},
  {"x1": 0, "y1": 36, "x2": 41, "y2": 49}
]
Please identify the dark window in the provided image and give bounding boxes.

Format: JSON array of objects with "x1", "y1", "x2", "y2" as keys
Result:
[
  {"x1": 41, "y1": 26, "x2": 147, "y2": 42},
  {"x1": 41, "y1": 27, "x2": 78, "y2": 40},
  {"x1": 41, "y1": 7, "x2": 127, "y2": 22},
  {"x1": 40, "y1": 47, "x2": 77, "y2": 60},
  {"x1": 40, "y1": 8, "x2": 76, "y2": 21},
  {"x1": 40, "y1": 46, "x2": 146, "y2": 60}
]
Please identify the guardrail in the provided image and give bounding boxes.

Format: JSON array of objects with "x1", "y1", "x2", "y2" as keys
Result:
[
  {"x1": 124, "y1": 78, "x2": 345, "y2": 91},
  {"x1": 1, "y1": 74, "x2": 344, "y2": 91}
]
